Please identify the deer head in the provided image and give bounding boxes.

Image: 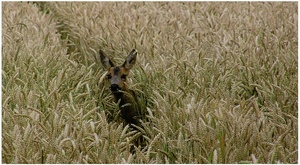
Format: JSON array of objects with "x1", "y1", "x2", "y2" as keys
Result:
[{"x1": 99, "y1": 49, "x2": 137, "y2": 94}]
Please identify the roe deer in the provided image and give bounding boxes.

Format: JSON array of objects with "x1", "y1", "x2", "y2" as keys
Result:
[
  {"x1": 99, "y1": 49, "x2": 147, "y2": 152},
  {"x1": 99, "y1": 49, "x2": 144, "y2": 127}
]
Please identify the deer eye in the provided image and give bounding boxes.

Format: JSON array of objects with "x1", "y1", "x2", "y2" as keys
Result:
[
  {"x1": 107, "y1": 74, "x2": 112, "y2": 79},
  {"x1": 121, "y1": 74, "x2": 127, "y2": 80}
]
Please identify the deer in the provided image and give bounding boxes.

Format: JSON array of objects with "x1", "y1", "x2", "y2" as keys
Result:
[{"x1": 99, "y1": 49, "x2": 146, "y2": 151}]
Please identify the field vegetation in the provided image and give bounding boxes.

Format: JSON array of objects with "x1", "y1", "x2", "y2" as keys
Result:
[{"x1": 2, "y1": 2, "x2": 298, "y2": 163}]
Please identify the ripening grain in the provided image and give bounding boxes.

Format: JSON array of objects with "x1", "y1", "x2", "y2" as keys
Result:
[{"x1": 2, "y1": 2, "x2": 297, "y2": 163}]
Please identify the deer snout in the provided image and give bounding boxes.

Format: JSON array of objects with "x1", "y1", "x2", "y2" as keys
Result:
[{"x1": 110, "y1": 84, "x2": 121, "y2": 93}]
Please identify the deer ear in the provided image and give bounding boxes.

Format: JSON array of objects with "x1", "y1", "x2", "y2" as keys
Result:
[
  {"x1": 99, "y1": 50, "x2": 114, "y2": 69},
  {"x1": 123, "y1": 49, "x2": 137, "y2": 70}
]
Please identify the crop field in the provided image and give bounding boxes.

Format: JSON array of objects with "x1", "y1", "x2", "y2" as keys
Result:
[{"x1": 2, "y1": 2, "x2": 298, "y2": 164}]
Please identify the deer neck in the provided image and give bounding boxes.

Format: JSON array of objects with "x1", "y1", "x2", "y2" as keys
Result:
[
  {"x1": 113, "y1": 89, "x2": 140, "y2": 125},
  {"x1": 113, "y1": 89, "x2": 135, "y2": 105}
]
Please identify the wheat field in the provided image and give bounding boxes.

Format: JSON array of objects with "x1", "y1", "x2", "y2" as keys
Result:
[{"x1": 2, "y1": 2, "x2": 298, "y2": 164}]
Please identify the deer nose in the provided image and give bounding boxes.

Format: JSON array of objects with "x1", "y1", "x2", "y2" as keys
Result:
[{"x1": 110, "y1": 84, "x2": 121, "y2": 93}]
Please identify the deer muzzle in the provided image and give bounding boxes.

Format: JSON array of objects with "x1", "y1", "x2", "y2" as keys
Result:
[{"x1": 110, "y1": 84, "x2": 121, "y2": 93}]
